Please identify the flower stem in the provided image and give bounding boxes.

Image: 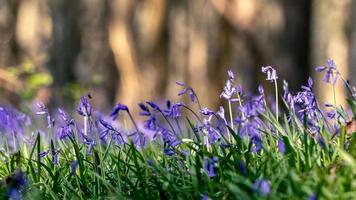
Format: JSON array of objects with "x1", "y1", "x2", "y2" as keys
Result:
[
  {"x1": 274, "y1": 79, "x2": 279, "y2": 122},
  {"x1": 127, "y1": 112, "x2": 144, "y2": 148},
  {"x1": 228, "y1": 100, "x2": 234, "y2": 143},
  {"x1": 84, "y1": 116, "x2": 88, "y2": 136}
]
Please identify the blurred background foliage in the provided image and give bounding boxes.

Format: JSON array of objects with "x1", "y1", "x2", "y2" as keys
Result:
[{"x1": 0, "y1": 0, "x2": 355, "y2": 114}]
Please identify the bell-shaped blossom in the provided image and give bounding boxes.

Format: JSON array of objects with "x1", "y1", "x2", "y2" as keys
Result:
[{"x1": 261, "y1": 66, "x2": 278, "y2": 82}]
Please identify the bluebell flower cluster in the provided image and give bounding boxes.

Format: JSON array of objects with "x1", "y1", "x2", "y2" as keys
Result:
[{"x1": 0, "y1": 59, "x2": 353, "y2": 198}]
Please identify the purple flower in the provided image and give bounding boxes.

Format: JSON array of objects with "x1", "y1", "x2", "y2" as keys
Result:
[
  {"x1": 201, "y1": 193, "x2": 209, "y2": 200},
  {"x1": 87, "y1": 140, "x2": 95, "y2": 155},
  {"x1": 293, "y1": 77, "x2": 318, "y2": 123},
  {"x1": 39, "y1": 151, "x2": 48, "y2": 158},
  {"x1": 5, "y1": 170, "x2": 27, "y2": 199},
  {"x1": 138, "y1": 103, "x2": 150, "y2": 116},
  {"x1": 164, "y1": 148, "x2": 175, "y2": 156},
  {"x1": 57, "y1": 108, "x2": 74, "y2": 127},
  {"x1": 132, "y1": 131, "x2": 146, "y2": 148},
  {"x1": 110, "y1": 103, "x2": 129, "y2": 120},
  {"x1": 146, "y1": 101, "x2": 162, "y2": 113},
  {"x1": 35, "y1": 102, "x2": 53, "y2": 128},
  {"x1": 176, "y1": 81, "x2": 198, "y2": 103},
  {"x1": 200, "y1": 107, "x2": 214, "y2": 116},
  {"x1": 99, "y1": 118, "x2": 114, "y2": 131},
  {"x1": 258, "y1": 84, "x2": 265, "y2": 97},
  {"x1": 237, "y1": 160, "x2": 247, "y2": 175},
  {"x1": 253, "y1": 179, "x2": 270, "y2": 196},
  {"x1": 71, "y1": 160, "x2": 78, "y2": 175},
  {"x1": 204, "y1": 157, "x2": 218, "y2": 177},
  {"x1": 315, "y1": 59, "x2": 339, "y2": 85},
  {"x1": 58, "y1": 125, "x2": 74, "y2": 140},
  {"x1": 204, "y1": 123, "x2": 218, "y2": 144},
  {"x1": 144, "y1": 114, "x2": 159, "y2": 131},
  {"x1": 77, "y1": 95, "x2": 92, "y2": 117},
  {"x1": 251, "y1": 135, "x2": 263, "y2": 153},
  {"x1": 164, "y1": 101, "x2": 184, "y2": 119},
  {"x1": 220, "y1": 70, "x2": 236, "y2": 100},
  {"x1": 308, "y1": 193, "x2": 318, "y2": 200},
  {"x1": 261, "y1": 66, "x2": 278, "y2": 82},
  {"x1": 278, "y1": 138, "x2": 286, "y2": 154},
  {"x1": 51, "y1": 146, "x2": 59, "y2": 165}
]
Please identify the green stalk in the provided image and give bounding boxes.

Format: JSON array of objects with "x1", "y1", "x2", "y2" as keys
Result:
[
  {"x1": 228, "y1": 100, "x2": 233, "y2": 143},
  {"x1": 274, "y1": 79, "x2": 279, "y2": 122}
]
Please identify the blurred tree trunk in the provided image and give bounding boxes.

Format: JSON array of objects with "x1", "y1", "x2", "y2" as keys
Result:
[
  {"x1": 349, "y1": 1, "x2": 356, "y2": 86},
  {"x1": 311, "y1": 0, "x2": 351, "y2": 106},
  {"x1": 0, "y1": 0, "x2": 21, "y2": 105},
  {"x1": 74, "y1": 0, "x2": 117, "y2": 111},
  {"x1": 47, "y1": 0, "x2": 82, "y2": 106},
  {"x1": 108, "y1": 0, "x2": 167, "y2": 112},
  {"x1": 0, "y1": 0, "x2": 21, "y2": 67}
]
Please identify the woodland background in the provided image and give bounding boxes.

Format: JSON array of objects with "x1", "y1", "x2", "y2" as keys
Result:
[{"x1": 0, "y1": 0, "x2": 355, "y2": 113}]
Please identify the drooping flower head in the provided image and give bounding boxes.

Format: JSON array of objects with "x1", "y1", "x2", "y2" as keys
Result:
[
  {"x1": 204, "y1": 157, "x2": 218, "y2": 177},
  {"x1": 176, "y1": 81, "x2": 198, "y2": 103},
  {"x1": 77, "y1": 95, "x2": 92, "y2": 117},
  {"x1": 220, "y1": 70, "x2": 237, "y2": 100},
  {"x1": 315, "y1": 59, "x2": 339, "y2": 85},
  {"x1": 164, "y1": 101, "x2": 185, "y2": 119},
  {"x1": 261, "y1": 66, "x2": 278, "y2": 82},
  {"x1": 200, "y1": 107, "x2": 215, "y2": 116},
  {"x1": 35, "y1": 102, "x2": 53, "y2": 128},
  {"x1": 294, "y1": 77, "x2": 318, "y2": 123},
  {"x1": 110, "y1": 103, "x2": 129, "y2": 120}
]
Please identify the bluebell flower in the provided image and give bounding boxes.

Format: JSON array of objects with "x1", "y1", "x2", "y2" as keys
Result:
[
  {"x1": 144, "y1": 114, "x2": 159, "y2": 131},
  {"x1": 71, "y1": 160, "x2": 78, "y2": 175},
  {"x1": 220, "y1": 70, "x2": 237, "y2": 100},
  {"x1": 283, "y1": 80, "x2": 295, "y2": 110},
  {"x1": 146, "y1": 101, "x2": 162, "y2": 113},
  {"x1": 35, "y1": 102, "x2": 54, "y2": 128},
  {"x1": 176, "y1": 81, "x2": 198, "y2": 103},
  {"x1": 5, "y1": 170, "x2": 27, "y2": 200},
  {"x1": 58, "y1": 126, "x2": 74, "y2": 140},
  {"x1": 110, "y1": 103, "x2": 129, "y2": 120},
  {"x1": 77, "y1": 95, "x2": 92, "y2": 117},
  {"x1": 315, "y1": 132, "x2": 326, "y2": 149},
  {"x1": 204, "y1": 123, "x2": 218, "y2": 144},
  {"x1": 39, "y1": 151, "x2": 48, "y2": 159},
  {"x1": 99, "y1": 118, "x2": 114, "y2": 131},
  {"x1": 164, "y1": 101, "x2": 184, "y2": 119},
  {"x1": 237, "y1": 160, "x2": 247, "y2": 175},
  {"x1": 51, "y1": 145, "x2": 59, "y2": 165},
  {"x1": 315, "y1": 59, "x2": 339, "y2": 85},
  {"x1": 278, "y1": 138, "x2": 286, "y2": 154},
  {"x1": 164, "y1": 147, "x2": 175, "y2": 156},
  {"x1": 86, "y1": 140, "x2": 95, "y2": 155},
  {"x1": 7, "y1": 189, "x2": 22, "y2": 200},
  {"x1": 138, "y1": 103, "x2": 150, "y2": 116},
  {"x1": 253, "y1": 179, "x2": 270, "y2": 196},
  {"x1": 201, "y1": 193, "x2": 209, "y2": 200},
  {"x1": 307, "y1": 193, "x2": 318, "y2": 200},
  {"x1": 98, "y1": 117, "x2": 124, "y2": 143},
  {"x1": 294, "y1": 77, "x2": 318, "y2": 122},
  {"x1": 261, "y1": 66, "x2": 278, "y2": 82},
  {"x1": 200, "y1": 107, "x2": 214, "y2": 116},
  {"x1": 251, "y1": 134, "x2": 263, "y2": 153},
  {"x1": 204, "y1": 157, "x2": 218, "y2": 178},
  {"x1": 132, "y1": 131, "x2": 146, "y2": 148}
]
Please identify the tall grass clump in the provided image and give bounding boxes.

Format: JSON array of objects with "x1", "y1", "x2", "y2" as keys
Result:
[{"x1": 0, "y1": 59, "x2": 355, "y2": 199}]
